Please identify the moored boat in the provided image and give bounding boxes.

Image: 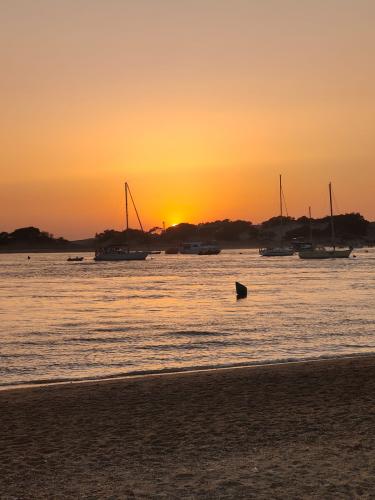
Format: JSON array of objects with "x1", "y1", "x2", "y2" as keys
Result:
[
  {"x1": 299, "y1": 246, "x2": 352, "y2": 259},
  {"x1": 94, "y1": 246, "x2": 148, "y2": 261},
  {"x1": 198, "y1": 247, "x2": 221, "y2": 255},
  {"x1": 180, "y1": 242, "x2": 221, "y2": 255},
  {"x1": 165, "y1": 247, "x2": 179, "y2": 254},
  {"x1": 259, "y1": 175, "x2": 295, "y2": 257},
  {"x1": 94, "y1": 182, "x2": 149, "y2": 262},
  {"x1": 259, "y1": 246, "x2": 294, "y2": 257},
  {"x1": 299, "y1": 183, "x2": 352, "y2": 260}
]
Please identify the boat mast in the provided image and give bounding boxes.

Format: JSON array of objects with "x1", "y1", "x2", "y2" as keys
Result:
[
  {"x1": 308, "y1": 206, "x2": 313, "y2": 244},
  {"x1": 329, "y1": 182, "x2": 335, "y2": 249},
  {"x1": 125, "y1": 182, "x2": 129, "y2": 231},
  {"x1": 279, "y1": 174, "x2": 283, "y2": 242},
  {"x1": 125, "y1": 182, "x2": 145, "y2": 233}
]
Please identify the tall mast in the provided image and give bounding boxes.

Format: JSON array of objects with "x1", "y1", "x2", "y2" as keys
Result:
[
  {"x1": 329, "y1": 182, "x2": 335, "y2": 249},
  {"x1": 279, "y1": 174, "x2": 283, "y2": 241},
  {"x1": 279, "y1": 174, "x2": 283, "y2": 219},
  {"x1": 127, "y1": 184, "x2": 144, "y2": 233},
  {"x1": 125, "y1": 182, "x2": 129, "y2": 231},
  {"x1": 308, "y1": 206, "x2": 313, "y2": 244}
]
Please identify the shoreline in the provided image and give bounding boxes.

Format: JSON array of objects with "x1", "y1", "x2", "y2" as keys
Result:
[
  {"x1": 2, "y1": 351, "x2": 375, "y2": 392},
  {"x1": 2, "y1": 354, "x2": 375, "y2": 497},
  {"x1": 2, "y1": 244, "x2": 372, "y2": 255},
  {"x1": 0, "y1": 244, "x2": 261, "y2": 254}
]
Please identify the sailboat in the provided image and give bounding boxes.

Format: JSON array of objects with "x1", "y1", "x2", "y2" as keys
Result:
[
  {"x1": 94, "y1": 183, "x2": 149, "y2": 261},
  {"x1": 298, "y1": 183, "x2": 352, "y2": 259},
  {"x1": 259, "y1": 175, "x2": 294, "y2": 257}
]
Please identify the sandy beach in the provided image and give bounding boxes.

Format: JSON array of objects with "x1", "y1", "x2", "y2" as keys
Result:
[{"x1": 1, "y1": 356, "x2": 375, "y2": 498}]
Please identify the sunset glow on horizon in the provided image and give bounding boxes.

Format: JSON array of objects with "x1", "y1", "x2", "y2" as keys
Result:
[{"x1": 1, "y1": 0, "x2": 374, "y2": 239}]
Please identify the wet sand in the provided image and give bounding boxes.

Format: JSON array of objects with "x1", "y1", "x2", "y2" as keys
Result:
[{"x1": 1, "y1": 356, "x2": 375, "y2": 498}]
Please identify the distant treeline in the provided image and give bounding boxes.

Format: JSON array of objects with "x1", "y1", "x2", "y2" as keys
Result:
[
  {"x1": 95, "y1": 213, "x2": 373, "y2": 247},
  {"x1": 0, "y1": 227, "x2": 70, "y2": 250},
  {"x1": 1, "y1": 213, "x2": 373, "y2": 252}
]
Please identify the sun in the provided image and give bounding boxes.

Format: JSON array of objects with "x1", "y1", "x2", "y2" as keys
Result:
[{"x1": 167, "y1": 218, "x2": 182, "y2": 228}]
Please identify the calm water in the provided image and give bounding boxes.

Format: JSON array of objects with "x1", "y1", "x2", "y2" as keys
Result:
[{"x1": 0, "y1": 249, "x2": 374, "y2": 387}]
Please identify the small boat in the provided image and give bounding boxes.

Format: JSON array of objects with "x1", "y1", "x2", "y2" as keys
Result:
[
  {"x1": 67, "y1": 256, "x2": 84, "y2": 262},
  {"x1": 299, "y1": 246, "x2": 352, "y2": 259},
  {"x1": 180, "y1": 242, "x2": 221, "y2": 255},
  {"x1": 198, "y1": 247, "x2": 221, "y2": 255},
  {"x1": 94, "y1": 246, "x2": 148, "y2": 261},
  {"x1": 94, "y1": 182, "x2": 149, "y2": 262},
  {"x1": 259, "y1": 247, "x2": 294, "y2": 257},
  {"x1": 259, "y1": 175, "x2": 295, "y2": 257},
  {"x1": 165, "y1": 247, "x2": 179, "y2": 254},
  {"x1": 299, "y1": 183, "x2": 352, "y2": 260},
  {"x1": 292, "y1": 242, "x2": 314, "y2": 252}
]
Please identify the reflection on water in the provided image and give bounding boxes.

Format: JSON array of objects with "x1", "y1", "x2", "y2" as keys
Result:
[{"x1": 0, "y1": 249, "x2": 374, "y2": 386}]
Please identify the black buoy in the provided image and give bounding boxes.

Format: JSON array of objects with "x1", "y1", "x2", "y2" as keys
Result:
[{"x1": 235, "y1": 281, "x2": 247, "y2": 299}]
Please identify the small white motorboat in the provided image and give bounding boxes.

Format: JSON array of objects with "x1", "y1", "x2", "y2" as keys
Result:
[
  {"x1": 94, "y1": 246, "x2": 148, "y2": 261},
  {"x1": 180, "y1": 242, "x2": 221, "y2": 255}
]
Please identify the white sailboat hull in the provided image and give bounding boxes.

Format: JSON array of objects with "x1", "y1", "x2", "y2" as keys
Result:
[
  {"x1": 94, "y1": 183, "x2": 149, "y2": 263},
  {"x1": 259, "y1": 247, "x2": 294, "y2": 257},
  {"x1": 299, "y1": 184, "x2": 353, "y2": 259},
  {"x1": 259, "y1": 176, "x2": 294, "y2": 257},
  {"x1": 94, "y1": 251, "x2": 148, "y2": 261},
  {"x1": 298, "y1": 248, "x2": 352, "y2": 259},
  {"x1": 180, "y1": 242, "x2": 221, "y2": 255}
]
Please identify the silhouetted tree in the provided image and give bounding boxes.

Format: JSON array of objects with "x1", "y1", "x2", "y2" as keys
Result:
[
  {"x1": 0, "y1": 227, "x2": 68, "y2": 249},
  {"x1": 162, "y1": 223, "x2": 198, "y2": 242},
  {"x1": 214, "y1": 220, "x2": 258, "y2": 241},
  {"x1": 95, "y1": 228, "x2": 153, "y2": 246},
  {"x1": 11, "y1": 227, "x2": 51, "y2": 242},
  {"x1": 286, "y1": 225, "x2": 310, "y2": 239},
  {"x1": 331, "y1": 213, "x2": 369, "y2": 237},
  {"x1": 0, "y1": 232, "x2": 9, "y2": 245},
  {"x1": 262, "y1": 216, "x2": 295, "y2": 228}
]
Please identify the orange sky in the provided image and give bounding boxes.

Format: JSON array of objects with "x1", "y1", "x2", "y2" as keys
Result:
[{"x1": 1, "y1": 0, "x2": 374, "y2": 239}]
